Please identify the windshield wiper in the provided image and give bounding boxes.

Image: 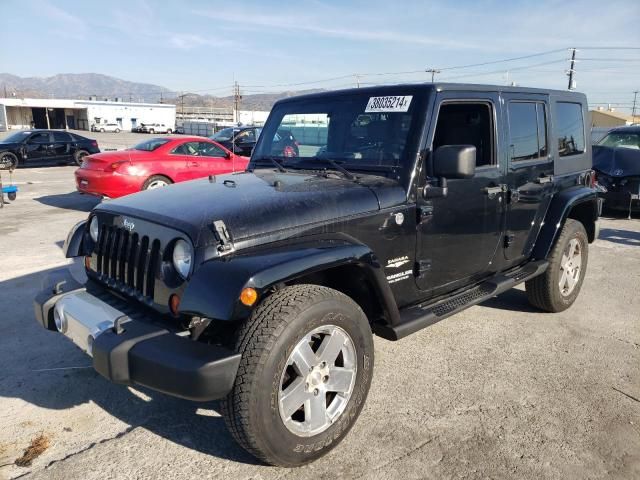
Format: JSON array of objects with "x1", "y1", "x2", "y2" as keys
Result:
[
  {"x1": 253, "y1": 156, "x2": 287, "y2": 173},
  {"x1": 313, "y1": 157, "x2": 356, "y2": 180}
]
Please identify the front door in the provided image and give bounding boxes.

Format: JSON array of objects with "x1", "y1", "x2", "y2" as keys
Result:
[
  {"x1": 24, "y1": 132, "x2": 52, "y2": 162},
  {"x1": 416, "y1": 94, "x2": 505, "y2": 295}
]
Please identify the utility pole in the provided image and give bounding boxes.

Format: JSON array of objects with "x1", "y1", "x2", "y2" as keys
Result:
[
  {"x1": 354, "y1": 74, "x2": 361, "y2": 88},
  {"x1": 567, "y1": 48, "x2": 577, "y2": 90},
  {"x1": 233, "y1": 81, "x2": 242, "y2": 124},
  {"x1": 632, "y1": 91, "x2": 638, "y2": 124},
  {"x1": 426, "y1": 68, "x2": 440, "y2": 83},
  {"x1": 160, "y1": 92, "x2": 163, "y2": 104}
]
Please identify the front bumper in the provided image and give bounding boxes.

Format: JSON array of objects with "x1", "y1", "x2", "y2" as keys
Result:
[{"x1": 34, "y1": 269, "x2": 241, "y2": 401}]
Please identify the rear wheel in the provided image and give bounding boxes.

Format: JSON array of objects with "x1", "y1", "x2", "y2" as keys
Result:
[
  {"x1": 73, "y1": 150, "x2": 89, "y2": 167},
  {"x1": 142, "y1": 175, "x2": 172, "y2": 190},
  {"x1": 220, "y1": 284, "x2": 374, "y2": 467},
  {"x1": 0, "y1": 152, "x2": 19, "y2": 170},
  {"x1": 526, "y1": 219, "x2": 588, "y2": 312},
  {"x1": 149, "y1": 129, "x2": 155, "y2": 134}
]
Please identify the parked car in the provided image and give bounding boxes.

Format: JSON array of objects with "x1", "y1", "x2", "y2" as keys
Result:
[
  {"x1": 593, "y1": 125, "x2": 640, "y2": 214},
  {"x1": 138, "y1": 123, "x2": 173, "y2": 134},
  {"x1": 0, "y1": 129, "x2": 100, "y2": 168},
  {"x1": 210, "y1": 126, "x2": 299, "y2": 157},
  {"x1": 36, "y1": 83, "x2": 600, "y2": 467},
  {"x1": 95, "y1": 123, "x2": 121, "y2": 133},
  {"x1": 75, "y1": 136, "x2": 249, "y2": 198}
]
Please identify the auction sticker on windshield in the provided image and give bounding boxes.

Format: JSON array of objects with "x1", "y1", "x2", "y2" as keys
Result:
[{"x1": 365, "y1": 95, "x2": 413, "y2": 113}]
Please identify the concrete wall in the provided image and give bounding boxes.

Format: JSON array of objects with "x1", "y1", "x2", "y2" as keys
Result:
[{"x1": 83, "y1": 103, "x2": 176, "y2": 131}]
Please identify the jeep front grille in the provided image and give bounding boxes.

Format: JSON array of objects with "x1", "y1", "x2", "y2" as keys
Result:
[{"x1": 94, "y1": 225, "x2": 161, "y2": 301}]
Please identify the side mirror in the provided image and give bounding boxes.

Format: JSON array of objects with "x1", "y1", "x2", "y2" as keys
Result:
[
  {"x1": 225, "y1": 151, "x2": 231, "y2": 159},
  {"x1": 433, "y1": 145, "x2": 476, "y2": 179}
]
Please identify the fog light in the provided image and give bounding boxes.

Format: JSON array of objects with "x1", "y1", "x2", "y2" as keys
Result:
[
  {"x1": 240, "y1": 287, "x2": 258, "y2": 307},
  {"x1": 169, "y1": 294, "x2": 181, "y2": 316}
]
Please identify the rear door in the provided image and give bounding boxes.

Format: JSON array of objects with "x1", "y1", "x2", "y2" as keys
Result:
[
  {"x1": 51, "y1": 131, "x2": 72, "y2": 159},
  {"x1": 501, "y1": 94, "x2": 554, "y2": 263}
]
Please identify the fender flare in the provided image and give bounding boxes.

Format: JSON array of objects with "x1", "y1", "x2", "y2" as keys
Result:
[
  {"x1": 179, "y1": 239, "x2": 401, "y2": 324},
  {"x1": 63, "y1": 220, "x2": 87, "y2": 258},
  {"x1": 532, "y1": 186, "x2": 599, "y2": 260}
]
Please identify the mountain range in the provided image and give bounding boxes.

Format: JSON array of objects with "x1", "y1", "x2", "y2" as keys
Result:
[{"x1": 0, "y1": 73, "x2": 320, "y2": 111}]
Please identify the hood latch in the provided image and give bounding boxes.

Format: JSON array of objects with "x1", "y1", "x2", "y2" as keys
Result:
[{"x1": 212, "y1": 220, "x2": 235, "y2": 255}]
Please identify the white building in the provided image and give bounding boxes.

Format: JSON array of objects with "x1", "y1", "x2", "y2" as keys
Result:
[{"x1": 0, "y1": 97, "x2": 176, "y2": 132}]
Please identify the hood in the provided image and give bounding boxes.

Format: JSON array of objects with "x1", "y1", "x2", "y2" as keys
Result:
[
  {"x1": 95, "y1": 169, "x2": 404, "y2": 247},
  {"x1": 593, "y1": 145, "x2": 640, "y2": 177}
]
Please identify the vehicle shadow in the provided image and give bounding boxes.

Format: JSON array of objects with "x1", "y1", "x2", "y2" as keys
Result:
[
  {"x1": 34, "y1": 191, "x2": 101, "y2": 212},
  {"x1": 0, "y1": 265, "x2": 260, "y2": 466},
  {"x1": 480, "y1": 288, "x2": 541, "y2": 314},
  {"x1": 598, "y1": 228, "x2": 640, "y2": 247}
]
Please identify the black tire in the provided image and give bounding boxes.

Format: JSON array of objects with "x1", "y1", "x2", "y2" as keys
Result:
[
  {"x1": 73, "y1": 149, "x2": 89, "y2": 167},
  {"x1": 115, "y1": 128, "x2": 120, "y2": 133},
  {"x1": 526, "y1": 219, "x2": 588, "y2": 312},
  {"x1": 100, "y1": 128, "x2": 105, "y2": 132},
  {"x1": 8, "y1": 192, "x2": 16, "y2": 201},
  {"x1": 1, "y1": 152, "x2": 19, "y2": 170},
  {"x1": 167, "y1": 129, "x2": 172, "y2": 134},
  {"x1": 142, "y1": 174, "x2": 172, "y2": 190},
  {"x1": 149, "y1": 129, "x2": 155, "y2": 134},
  {"x1": 220, "y1": 284, "x2": 374, "y2": 467}
]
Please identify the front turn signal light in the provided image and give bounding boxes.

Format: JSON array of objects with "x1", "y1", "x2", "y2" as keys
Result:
[
  {"x1": 169, "y1": 294, "x2": 181, "y2": 315},
  {"x1": 240, "y1": 287, "x2": 258, "y2": 307}
]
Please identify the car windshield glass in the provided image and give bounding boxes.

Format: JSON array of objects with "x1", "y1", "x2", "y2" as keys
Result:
[
  {"x1": 0, "y1": 131, "x2": 32, "y2": 143},
  {"x1": 131, "y1": 138, "x2": 170, "y2": 151},
  {"x1": 212, "y1": 128, "x2": 237, "y2": 142},
  {"x1": 598, "y1": 132, "x2": 640, "y2": 150},
  {"x1": 251, "y1": 90, "x2": 426, "y2": 173}
]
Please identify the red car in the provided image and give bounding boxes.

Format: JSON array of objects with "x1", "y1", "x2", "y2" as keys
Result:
[{"x1": 75, "y1": 136, "x2": 249, "y2": 198}]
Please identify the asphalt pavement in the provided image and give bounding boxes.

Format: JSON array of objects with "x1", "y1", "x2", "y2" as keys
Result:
[{"x1": 0, "y1": 165, "x2": 638, "y2": 480}]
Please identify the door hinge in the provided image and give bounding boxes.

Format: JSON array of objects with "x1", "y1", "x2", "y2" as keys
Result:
[
  {"x1": 504, "y1": 234, "x2": 515, "y2": 248},
  {"x1": 416, "y1": 260, "x2": 431, "y2": 277}
]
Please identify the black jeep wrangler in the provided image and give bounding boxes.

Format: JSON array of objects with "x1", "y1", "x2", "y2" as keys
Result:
[{"x1": 35, "y1": 83, "x2": 600, "y2": 467}]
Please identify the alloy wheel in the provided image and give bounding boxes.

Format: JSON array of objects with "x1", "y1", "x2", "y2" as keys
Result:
[{"x1": 278, "y1": 324, "x2": 357, "y2": 437}]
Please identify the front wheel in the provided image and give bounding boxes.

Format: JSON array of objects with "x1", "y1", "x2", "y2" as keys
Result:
[
  {"x1": 526, "y1": 219, "x2": 589, "y2": 312},
  {"x1": 166, "y1": 129, "x2": 172, "y2": 134},
  {"x1": 1, "y1": 152, "x2": 19, "y2": 170},
  {"x1": 220, "y1": 284, "x2": 374, "y2": 467}
]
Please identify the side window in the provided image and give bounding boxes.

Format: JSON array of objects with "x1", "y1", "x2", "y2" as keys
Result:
[
  {"x1": 198, "y1": 142, "x2": 227, "y2": 157},
  {"x1": 172, "y1": 142, "x2": 199, "y2": 155},
  {"x1": 236, "y1": 130, "x2": 256, "y2": 144},
  {"x1": 555, "y1": 102, "x2": 585, "y2": 157},
  {"x1": 433, "y1": 102, "x2": 494, "y2": 167},
  {"x1": 29, "y1": 132, "x2": 51, "y2": 143},
  {"x1": 508, "y1": 102, "x2": 548, "y2": 162},
  {"x1": 52, "y1": 131, "x2": 71, "y2": 142}
]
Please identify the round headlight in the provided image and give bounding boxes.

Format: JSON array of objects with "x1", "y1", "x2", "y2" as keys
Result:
[
  {"x1": 172, "y1": 239, "x2": 193, "y2": 279},
  {"x1": 89, "y1": 216, "x2": 99, "y2": 242}
]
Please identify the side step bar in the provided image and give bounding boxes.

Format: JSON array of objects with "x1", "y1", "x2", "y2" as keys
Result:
[{"x1": 373, "y1": 260, "x2": 548, "y2": 341}]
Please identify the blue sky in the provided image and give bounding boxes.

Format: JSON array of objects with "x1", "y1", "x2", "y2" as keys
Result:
[{"x1": 1, "y1": 0, "x2": 639, "y2": 110}]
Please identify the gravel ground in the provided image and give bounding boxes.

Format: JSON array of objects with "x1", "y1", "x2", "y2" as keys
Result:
[{"x1": 0, "y1": 165, "x2": 638, "y2": 480}]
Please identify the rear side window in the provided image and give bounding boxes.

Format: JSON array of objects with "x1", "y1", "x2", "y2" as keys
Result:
[
  {"x1": 52, "y1": 131, "x2": 71, "y2": 142},
  {"x1": 508, "y1": 102, "x2": 547, "y2": 162},
  {"x1": 555, "y1": 102, "x2": 585, "y2": 157}
]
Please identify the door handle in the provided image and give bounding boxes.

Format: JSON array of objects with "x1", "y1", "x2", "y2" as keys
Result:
[
  {"x1": 536, "y1": 175, "x2": 553, "y2": 184},
  {"x1": 483, "y1": 185, "x2": 504, "y2": 199},
  {"x1": 189, "y1": 161, "x2": 199, "y2": 167}
]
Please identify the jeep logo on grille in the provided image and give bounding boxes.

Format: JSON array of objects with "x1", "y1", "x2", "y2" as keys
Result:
[{"x1": 117, "y1": 217, "x2": 135, "y2": 232}]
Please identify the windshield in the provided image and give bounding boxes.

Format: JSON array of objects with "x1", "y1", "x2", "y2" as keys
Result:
[
  {"x1": 131, "y1": 138, "x2": 170, "y2": 151},
  {"x1": 598, "y1": 131, "x2": 640, "y2": 150},
  {"x1": 212, "y1": 128, "x2": 237, "y2": 142},
  {"x1": 0, "y1": 131, "x2": 32, "y2": 143},
  {"x1": 251, "y1": 90, "x2": 427, "y2": 174}
]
